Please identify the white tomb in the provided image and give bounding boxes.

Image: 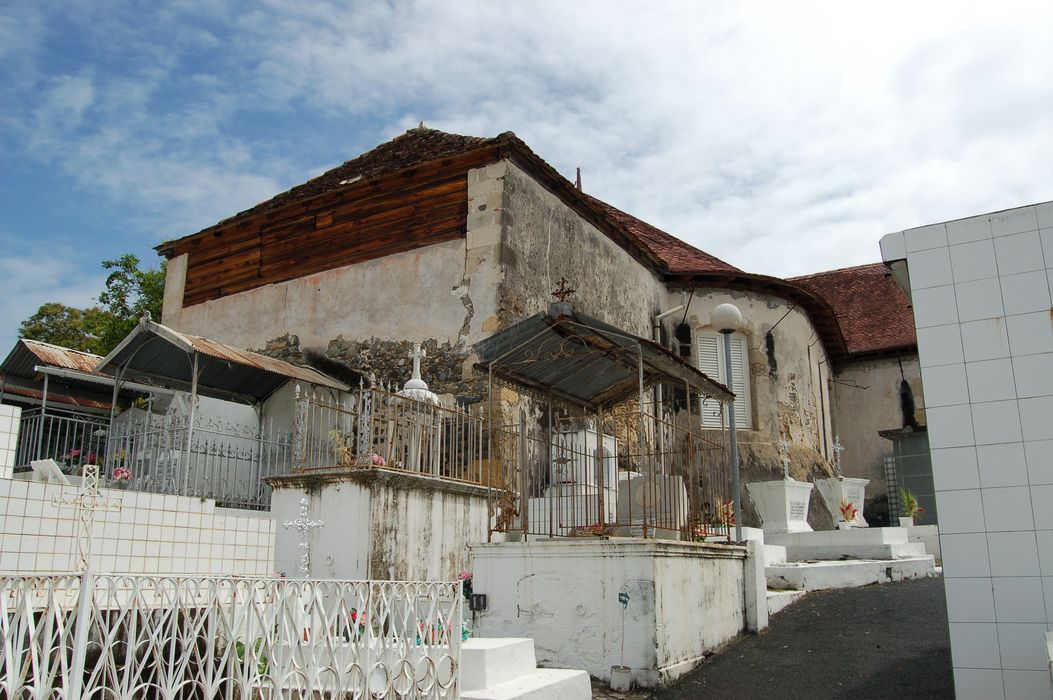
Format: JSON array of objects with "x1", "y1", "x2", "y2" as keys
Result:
[
  {"x1": 526, "y1": 428, "x2": 618, "y2": 536},
  {"x1": 815, "y1": 477, "x2": 870, "y2": 527},
  {"x1": 746, "y1": 479, "x2": 814, "y2": 534}
]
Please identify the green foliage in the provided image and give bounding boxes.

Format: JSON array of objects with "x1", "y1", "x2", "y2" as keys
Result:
[
  {"x1": 18, "y1": 254, "x2": 166, "y2": 356},
  {"x1": 899, "y1": 487, "x2": 924, "y2": 520}
]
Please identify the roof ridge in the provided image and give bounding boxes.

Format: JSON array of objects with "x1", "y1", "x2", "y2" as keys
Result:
[
  {"x1": 789, "y1": 261, "x2": 888, "y2": 281},
  {"x1": 20, "y1": 337, "x2": 103, "y2": 359}
]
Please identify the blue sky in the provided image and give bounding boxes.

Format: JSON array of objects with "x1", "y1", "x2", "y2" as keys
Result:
[{"x1": 2, "y1": 1, "x2": 1052, "y2": 351}]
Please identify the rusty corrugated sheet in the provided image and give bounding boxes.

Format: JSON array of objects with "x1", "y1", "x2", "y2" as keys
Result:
[
  {"x1": 183, "y1": 333, "x2": 345, "y2": 390},
  {"x1": 0, "y1": 339, "x2": 104, "y2": 379}
]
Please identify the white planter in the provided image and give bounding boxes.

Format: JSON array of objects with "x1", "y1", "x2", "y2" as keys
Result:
[
  {"x1": 899, "y1": 516, "x2": 914, "y2": 527},
  {"x1": 815, "y1": 477, "x2": 869, "y2": 528},
  {"x1": 837, "y1": 520, "x2": 853, "y2": 530},
  {"x1": 745, "y1": 479, "x2": 814, "y2": 534},
  {"x1": 610, "y1": 665, "x2": 633, "y2": 692}
]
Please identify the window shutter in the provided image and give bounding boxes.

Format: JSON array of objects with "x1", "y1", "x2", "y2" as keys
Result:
[{"x1": 696, "y1": 330, "x2": 752, "y2": 429}]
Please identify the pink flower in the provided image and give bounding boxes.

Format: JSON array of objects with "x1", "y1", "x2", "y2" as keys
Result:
[
  {"x1": 457, "y1": 571, "x2": 472, "y2": 581},
  {"x1": 371, "y1": 453, "x2": 386, "y2": 466}
]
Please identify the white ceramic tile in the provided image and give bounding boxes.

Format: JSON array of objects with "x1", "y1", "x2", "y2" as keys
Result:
[
  {"x1": 949, "y1": 622, "x2": 1002, "y2": 668},
  {"x1": 961, "y1": 318, "x2": 1012, "y2": 362},
  {"x1": 917, "y1": 324, "x2": 965, "y2": 367},
  {"x1": 927, "y1": 404, "x2": 976, "y2": 448},
  {"x1": 932, "y1": 446, "x2": 981, "y2": 491},
  {"x1": 950, "y1": 239, "x2": 999, "y2": 283},
  {"x1": 966, "y1": 359, "x2": 1017, "y2": 404},
  {"x1": 1040, "y1": 228, "x2": 1053, "y2": 267},
  {"x1": 939, "y1": 489, "x2": 987, "y2": 534},
  {"x1": 1000, "y1": 271, "x2": 1051, "y2": 317},
  {"x1": 922, "y1": 363, "x2": 970, "y2": 407},
  {"x1": 955, "y1": 278, "x2": 1005, "y2": 323},
  {"x1": 1024, "y1": 440, "x2": 1053, "y2": 485},
  {"x1": 1037, "y1": 203, "x2": 1053, "y2": 230},
  {"x1": 1031, "y1": 485, "x2": 1053, "y2": 530},
  {"x1": 997, "y1": 623, "x2": 1047, "y2": 670},
  {"x1": 1007, "y1": 312, "x2": 1053, "y2": 357},
  {"x1": 992, "y1": 577, "x2": 1046, "y2": 623},
  {"x1": 909, "y1": 246, "x2": 955, "y2": 289},
  {"x1": 995, "y1": 231, "x2": 1045, "y2": 275},
  {"x1": 971, "y1": 400, "x2": 1022, "y2": 446},
  {"x1": 881, "y1": 231, "x2": 906, "y2": 260},
  {"x1": 905, "y1": 222, "x2": 949, "y2": 252},
  {"x1": 991, "y1": 208, "x2": 1039, "y2": 238},
  {"x1": 913, "y1": 285, "x2": 960, "y2": 328},
  {"x1": 982, "y1": 487, "x2": 1035, "y2": 532},
  {"x1": 1001, "y1": 669, "x2": 1052, "y2": 699},
  {"x1": 976, "y1": 443, "x2": 1028, "y2": 488},
  {"x1": 1013, "y1": 354, "x2": 1053, "y2": 399},
  {"x1": 1035, "y1": 533, "x2": 1053, "y2": 576},
  {"x1": 987, "y1": 532, "x2": 1040, "y2": 576},
  {"x1": 953, "y1": 668, "x2": 1005, "y2": 700},
  {"x1": 1019, "y1": 397, "x2": 1053, "y2": 441},
  {"x1": 946, "y1": 577, "x2": 996, "y2": 622},
  {"x1": 943, "y1": 533, "x2": 993, "y2": 578},
  {"x1": 948, "y1": 215, "x2": 995, "y2": 245}
]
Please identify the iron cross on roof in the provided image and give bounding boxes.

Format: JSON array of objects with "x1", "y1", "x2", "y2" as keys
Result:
[{"x1": 551, "y1": 277, "x2": 576, "y2": 302}]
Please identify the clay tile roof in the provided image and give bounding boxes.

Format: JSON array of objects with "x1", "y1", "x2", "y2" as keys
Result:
[
  {"x1": 228, "y1": 127, "x2": 496, "y2": 221},
  {"x1": 581, "y1": 194, "x2": 742, "y2": 275},
  {"x1": 790, "y1": 263, "x2": 916, "y2": 356}
]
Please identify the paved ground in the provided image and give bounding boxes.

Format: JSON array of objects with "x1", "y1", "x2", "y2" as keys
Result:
[{"x1": 593, "y1": 577, "x2": 954, "y2": 699}]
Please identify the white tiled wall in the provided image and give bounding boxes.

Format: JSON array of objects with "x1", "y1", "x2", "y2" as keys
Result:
[
  {"x1": 882, "y1": 200, "x2": 1053, "y2": 700},
  {"x1": 0, "y1": 404, "x2": 22, "y2": 479},
  {"x1": 0, "y1": 477, "x2": 275, "y2": 575}
]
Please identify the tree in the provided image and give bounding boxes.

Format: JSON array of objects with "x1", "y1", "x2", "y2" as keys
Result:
[{"x1": 18, "y1": 255, "x2": 166, "y2": 356}]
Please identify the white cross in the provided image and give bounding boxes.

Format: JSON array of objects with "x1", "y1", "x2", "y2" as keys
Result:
[
  {"x1": 833, "y1": 435, "x2": 845, "y2": 477},
  {"x1": 53, "y1": 464, "x2": 122, "y2": 572},
  {"x1": 409, "y1": 342, "x2": 426, "y2": 381},
  {"x1": 284, "y1": 497, "x2": 324, "y2": 577},
  {"x1": 776, "y1": 438, "x2": 791, "y2": 480}
]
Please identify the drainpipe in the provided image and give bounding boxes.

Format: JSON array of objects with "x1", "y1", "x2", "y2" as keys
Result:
[{"x1": 652, "y1": 303, "x2": 685, "y2": 474}]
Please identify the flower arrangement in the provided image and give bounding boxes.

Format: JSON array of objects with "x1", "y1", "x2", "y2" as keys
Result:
[
  {"x1": 370, "y1": 453, "x2": 386, "y2": 467},
  {"x1": 112, "y1": 467, "x2": 132, "y2": 483},
  {"x1": 570, "y1": 521, "x2": 616, "y2": 537},
  {"x1": 458, "y1": 570, "x2": 473, "y2": 600},
  {"x1": 838, "y1": 499, "x2": 859, "y2": 523},
  {"x1": 719, "y1": 499, "x2": 735, "y2": 527},
  {"x1": 900, "y1": 488, "x2": 924, "y2": 520}
]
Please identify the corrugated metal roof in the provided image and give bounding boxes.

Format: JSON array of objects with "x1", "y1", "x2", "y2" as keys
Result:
[
  {"x1": 0, "y1": 383, "x2": 112, "y2": 410},
  {"x1": 0, "y1": 339, "x2": 103, "y2": 378},
  {"x1": 473, "y1": 306, "x2": 733, "y2": 408},
  {"x1": 95, "y1": 318, "x2": 349, "y2": 403}
]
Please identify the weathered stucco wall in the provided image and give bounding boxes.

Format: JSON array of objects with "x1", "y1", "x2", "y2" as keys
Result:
[
  {"x1": 270, "y1": 471, "x2": 488, "y2": 581},
  {"x1": 496, "y1": 161, "x2": 666, "y2": 335},
  {"x1": 832, "y1": 354, "x2": 924, "y2": 524},
  {"x1": 470, "y1": 539, "x2": 746, "y2": 688}
]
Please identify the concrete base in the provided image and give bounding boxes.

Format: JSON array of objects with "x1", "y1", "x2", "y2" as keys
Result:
[
  {"x1": 767, "y1": 589, "x2": 807, "y2": 616},
  {"x1": 766, "y1": 556, "x2": 937, "y2": 592},
  {"x1": 461, "y1": 638, "x2": 590, "y2": 700},
  {"x1": 783, "y1": 542, "x2": 927, "y2": 561},
  {"x1": 746, "y1": 479, "x2": 814, "y2": 534},
  {"x1": 905, "y1": 524, "x2": 941, "y2": 563},
  {"x1": 767, "y1": 526, "x2": 929, "y2": 561}
]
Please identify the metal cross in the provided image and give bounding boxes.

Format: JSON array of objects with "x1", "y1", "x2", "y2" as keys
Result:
[
  {"x1": 409, "y1": 342, "x2": 426, "y2": 381},
  {"x1": 283, "y1": 497, "x2": 324, "y2": 577},
  {"x1": 551, "y1": 276, "x2": 576, "y2": 302},
  {"x1": 775, "y1": 438, "x2": 791, "y2": 480},
  {"x1": 833, "y1": 435, "x2": 845, "y2": 477},
  {"x1": 53, "y1": 463, "x2": 122, "y2": 572}
]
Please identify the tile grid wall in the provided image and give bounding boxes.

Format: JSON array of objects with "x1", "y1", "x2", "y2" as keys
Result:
[
  {"x1": 882, "y1": 201, "x2": 1053, "y2": 700},
  {"x1": 0, "y1": 477, "x2": 276, "y2": 576},
  {"x1": 0, "y1": 404, "x2": 22, "y2": 479}
]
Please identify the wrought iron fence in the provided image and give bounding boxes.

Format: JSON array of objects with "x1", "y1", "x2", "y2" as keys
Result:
[
  {"x1": 0, "y1": 573, "x2": 462, "y2": 699},
  {"x1": 490, "y1": 396, "x2": 731, "y2": 541},
  {"x1": 13, "y1": 407, "x2": 109, "y2": 473},
  {"x1": 299, "y1": 386, "x2": 488, "y2": 485}
]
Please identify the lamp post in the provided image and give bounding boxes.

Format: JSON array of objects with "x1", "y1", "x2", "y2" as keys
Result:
[{"x1": 712, "y1": 303, "x2": 744, "y2": 541}]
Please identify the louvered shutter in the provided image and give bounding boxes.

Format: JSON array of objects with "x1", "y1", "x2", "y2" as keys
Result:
[{"x1": 696, "y1": 330, "x2": 752, "y2": 429}]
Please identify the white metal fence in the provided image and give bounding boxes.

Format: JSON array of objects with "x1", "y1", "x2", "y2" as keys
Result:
[{"x1": 0, "y1": 574, "x2": 462, "y2": 699}]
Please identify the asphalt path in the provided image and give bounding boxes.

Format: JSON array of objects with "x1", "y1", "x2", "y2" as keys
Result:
[{"x1": 651, "y1": 578, "x2": 954, "y2": 700}]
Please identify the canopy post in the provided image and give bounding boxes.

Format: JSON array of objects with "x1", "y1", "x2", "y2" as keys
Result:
[
  {"x1": 182, "y1": 351, "x2": 200, "y2": 496},
  {"x1": 35, "y1": 372, "x2": 49, "y2": 460}
]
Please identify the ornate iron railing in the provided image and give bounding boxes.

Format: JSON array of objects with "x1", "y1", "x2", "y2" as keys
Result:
[
  {"x1": 298, "y1": 386, "x2": 488, "y2": 485},
  {"x1": 13, "y1": 407, "x2": 109, "y2": 473},
  {"x1": 0, "y1": 574, "x2": 462, "y2": 699}
]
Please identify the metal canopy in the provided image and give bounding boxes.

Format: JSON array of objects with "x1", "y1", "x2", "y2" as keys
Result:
[
  {"x1": 0, "y1": 339, "x2": 102, "y2": 379},
  {"x1": 473, "y1": 306, "x2": 733, "y2": 408},
  {"x1": 95, "y1": 317, "x2": 348, "y2": 404}
]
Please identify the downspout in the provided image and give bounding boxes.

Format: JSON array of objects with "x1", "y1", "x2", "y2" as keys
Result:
[{"x1": 652, "y1": 303, "x2": 684, "y2": 473}]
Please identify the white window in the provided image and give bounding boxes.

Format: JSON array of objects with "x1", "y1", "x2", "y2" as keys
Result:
[{"x1": 697, "y1": 330, "x2": 752, "y2": 429}]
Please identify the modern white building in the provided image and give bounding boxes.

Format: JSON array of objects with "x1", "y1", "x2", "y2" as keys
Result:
[{"x1": 881, "y1": 200, "x2": 1053, "y2": 700}]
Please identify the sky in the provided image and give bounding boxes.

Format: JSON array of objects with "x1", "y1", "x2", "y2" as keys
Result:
[{"x1": 2, "y1": 1, "x2": 1052, "y2": 351}]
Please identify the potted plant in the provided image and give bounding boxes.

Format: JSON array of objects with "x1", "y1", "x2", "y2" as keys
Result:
[
  {"x1": 111, "y1": 466, "x2": 133, "y2": 489},
  {"x1": 899, "y1": 487, "x2": 923, "y2": 527},
  {"x1": 838, "y1": 499, "x2": 858, "y2": 529}
]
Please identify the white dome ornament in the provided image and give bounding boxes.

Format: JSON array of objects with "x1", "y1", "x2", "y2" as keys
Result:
[{"x1": 397, "y1": 342, "x2": 440, "y2": 405}]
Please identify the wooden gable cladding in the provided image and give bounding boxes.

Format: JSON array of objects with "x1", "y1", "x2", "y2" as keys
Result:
[{"x1": 174, "y1": 146, "x2": 501, "y2": 307}]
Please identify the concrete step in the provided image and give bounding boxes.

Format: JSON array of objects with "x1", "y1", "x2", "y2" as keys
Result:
[
  {"x1": 767, "y1": 589, "x2": 806, "y2": 616},
  {"x1": 767, "y1": 527, "x2": 910, "y2": 548},
  {"x1": 461, "y1": 638, "x2": 590, "y2": 700},
  {"x1": 766, "y1": 555, "x2": 937, "y2": 592},
  {"x1": 461, "y1": 668, "x2": 592, "y2": 700},
  {"x1": 783, "y1": 541, "x2": 928, "y2": 561},
  {"x1": 763, "y1": 544, "x2": 787, "y2": 565}
]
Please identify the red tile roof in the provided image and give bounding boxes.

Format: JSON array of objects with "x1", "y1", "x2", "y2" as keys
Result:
[
  {"x1": 582, "y1": 194, "x2": 742, "y2": 275},
  {"x1": 790, "y1": 263, "x2": 916, "y2": 356}
]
